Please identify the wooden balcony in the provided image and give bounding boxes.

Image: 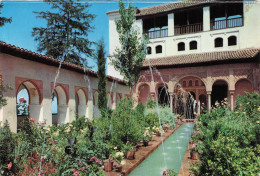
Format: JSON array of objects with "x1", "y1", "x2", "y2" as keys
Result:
[
  {"x1": 144, "y1": 28, "x2": 168, "y2": 39},
  {"x1": 210, "y1": 17, "x2": 243, "y2": 30},
  {"x1": 174, "y1": 23, "x2": 203, "y2": 35}
]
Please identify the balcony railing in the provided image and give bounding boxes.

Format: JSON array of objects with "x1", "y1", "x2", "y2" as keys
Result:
[
  {"x1": 174, "y1": 23, "x2": 203, "y2": 35},
  {"x1": 144, "y1": 28, "x2": 168, "y2": 39},
  {"x1": 210, "y1": 17, "x2": 243, "y2": 30}
]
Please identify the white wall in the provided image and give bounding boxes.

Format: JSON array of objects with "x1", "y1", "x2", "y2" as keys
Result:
[{"x1": 107, "y1": 2, "x2": 260, "y2": 62}]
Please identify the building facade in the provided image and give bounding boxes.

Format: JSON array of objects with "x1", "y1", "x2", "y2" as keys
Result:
[
  {"x1": 107, "y1": 0, "x2": 260, "y2": 112},
  {"x1": 0, "y1": 42, "x2": 129, "y2": 132}
]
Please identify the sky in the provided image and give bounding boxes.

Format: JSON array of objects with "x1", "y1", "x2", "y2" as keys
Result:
[{"x1": 0, "y1": 0, "x2": 176, "y2": 71}]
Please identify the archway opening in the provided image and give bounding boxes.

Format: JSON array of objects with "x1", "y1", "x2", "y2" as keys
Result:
[
  {"x1": 52, "y1": 85, "x2": 68, "y2": 126},
  {"x1": 212, "y1": 80, "x2": 228, "y2": 105},
  {"x1": 158, "y1": 86, "x2": 169, "y2": 106},
  {"x1": 76, "y1": 89, "x2": 87, "y2": 118},
  {"x1": 17, "y1": 81, "x2": 41, "y2": 129}
]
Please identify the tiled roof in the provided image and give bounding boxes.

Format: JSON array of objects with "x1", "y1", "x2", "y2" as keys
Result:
[
  {"x1": 142, "y1": 48, "x2": 260, "y2": 68},
  {"x1": 107, "y1": 0, "x2": 215, "y2": 17},
  {"x1": 136, "y1": 1, "x2": 212, "y2": 17},
  {"x1": 0, "y1": 41, "x2": 125, "y2": 85}
]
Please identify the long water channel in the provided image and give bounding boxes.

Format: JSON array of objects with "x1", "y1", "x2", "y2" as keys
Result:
[{"x1": 129, "y1": 123, "x2": 194, "y2": 176}]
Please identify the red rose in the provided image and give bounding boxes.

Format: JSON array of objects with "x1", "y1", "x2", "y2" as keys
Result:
[{"x1": 29, "y1": 118, "x2": 35, "y2": 123}]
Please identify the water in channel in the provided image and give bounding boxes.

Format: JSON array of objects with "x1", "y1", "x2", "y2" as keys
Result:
[{"x1": 129, "y1": 123, "x2": 194, "y2": 176}]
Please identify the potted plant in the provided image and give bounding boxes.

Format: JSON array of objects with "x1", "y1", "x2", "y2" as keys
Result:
[
  {"x1": 123, "y1": 142, "x2": 136, "y2": 160},
  {"x1": 110, "y1": 148, "x2": 124, "y2": 172},
  {"x1": 162, "y1": 169, "x2": 178, "y2": 176},
  {"x1": 153, "y1": 126, "x2": 164, "y2": 136},
  {"x1": 143, "y1": 127, "x2": 152, "y2": 146},
  {"x1": 190, "y1": 143, "x2": 199, "y2": 160},
  {"x1": 103, "y1": 158, "x2": 114, "y2": 172},
  {"x1": 163, "y1": 124, "x2": 170, "y2": 132}
]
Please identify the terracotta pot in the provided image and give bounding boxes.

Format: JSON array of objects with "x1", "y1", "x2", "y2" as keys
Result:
[
  {"x1": 190, "y1": 152, "x2": 199, "y2": 160},
  {"x1": 143, "y1": 140, "x2": 149, "y2": 146},
  {"x1": 126, "y1": 150, "x2": 135, "y2": 160},
  {"x1": 103, "y1": 160, "x2": 113, "y2": 172},
  {"x1": 156, "y1": 131, "x2": 161, "y2": 136}
]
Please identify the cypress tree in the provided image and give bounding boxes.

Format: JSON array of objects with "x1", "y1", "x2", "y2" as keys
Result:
[{"x1": 94, "y1": 39, "x2": 107, "y2": 112}]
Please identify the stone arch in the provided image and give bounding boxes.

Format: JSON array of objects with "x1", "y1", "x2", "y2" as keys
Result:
[
  {"x1": 116, "y1": 93, "x2": 122, "y2": 105},
  {"x1": 234, "y1": 78, "x2": 253, "y2": 104},
  {"x1": 211, "y1": 79, "x2": 229, "y2": 105},
  {"x1": 52, "y1": 84, "x2": 69, "y2": 125},
  {"x1": 75, "y1": 88, "x2": 88, "y2": 118},
  {"x1": 156, "y1": 82, "x2": 169, "y2": 105},
  {"x1": 16, "y1": 79, "x2": 43, "y2": 128},
  {"x1": 138, "y1": 83, "x2": 151, "y2": 104}
]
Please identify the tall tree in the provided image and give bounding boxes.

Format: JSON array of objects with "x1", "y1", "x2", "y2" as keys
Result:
[
  {"x1": 32, "y1": 0, "x2": 95, "y2": 66},
  {"x1": 0, "y1": 2, "x2": 12, "y2": 27},
  {"x1": 94, "y1": 39, "x2": 107, "y2": 112},
  {"x1": 110, "y1": 0, "x2": 148, "y2": 95}
]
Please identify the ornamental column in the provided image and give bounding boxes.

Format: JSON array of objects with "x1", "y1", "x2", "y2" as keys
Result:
[
  {"x1": 169, "y1": 92, "x2": 174, "y2": 112},
  {"x1": 207, "y1": 91, "x2": 211, "y2": 112},
  {"x1": 230, "y1": 90, "x2": 235, "y2": 111}
]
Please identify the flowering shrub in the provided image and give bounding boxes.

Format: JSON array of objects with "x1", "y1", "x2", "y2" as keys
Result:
[
  {"x1": 143, "y1": 127, "x2": 152, "y2": 142},
  {"x1": 190, "y1": 93, "x2": 260, "y2": 176},
  {"x1": 162, "y1": 169, "x2": 178, "y2": 176}
]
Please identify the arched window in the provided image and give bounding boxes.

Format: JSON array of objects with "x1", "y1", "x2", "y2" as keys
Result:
[
  {"x1": 183, "y1": 81, "x2": 186, "y2": 87},
  {"x1": 178, "y1": 42, "x2": 185, "y2": 51},
  {"x1": 147, "y1": 47, "x2": 152, "y2": 55},
  {"x1": 189, "y1": 80, "x2": 192, "y2": 87},
  {"x1": 228, "y1": 36, "x2": 237, "y2": 46},
  {"x1": 195, "y1": 80, "x2": 199, "y2": 86},
  {"x1": 215, "y1": 37, "x2": 223, "y2": 48},
  {"x1": 17, "y1": 86, "x2": 29, "y2": 116},
  {"x1": 190, "y1": 41, "x2": 197, "y2": 50},
  {"x1": 155, "y1": 45, "x2": 162, "y2": 54},
  {"x1": 52, "y1": 92, "x2": 58, "y2": 114}
]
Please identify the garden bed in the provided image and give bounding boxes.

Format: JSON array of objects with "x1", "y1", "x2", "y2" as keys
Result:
[{"x1": 105, "y1": 123, "x2": 183, "y2": 176}]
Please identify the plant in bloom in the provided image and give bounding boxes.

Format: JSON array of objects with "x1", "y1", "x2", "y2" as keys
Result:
[
  {"x1": 29, "y1": 118, "x2": 35, "y2": 123},
  {"x1": 19, "y1": 97, "x2": 26, "y2": 103}
]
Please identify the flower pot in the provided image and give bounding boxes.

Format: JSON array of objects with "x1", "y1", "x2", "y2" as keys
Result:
[
  {"x1": 190, "y1": 152, "x2": 199, "y2": 160},
  {"x1": 126, "y1": 150, "x2": 135, "y2": 160},
  {"x1": 143, "y1": 141, "x2": 149, "y2": 146},
  {"x1": 156, "y1": 131, "x2": 161, "y2": 136},
  {"x1": 103, "y1": 160, "x2": 113, "y2": 172}
]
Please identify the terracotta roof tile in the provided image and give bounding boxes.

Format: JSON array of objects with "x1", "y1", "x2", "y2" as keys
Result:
[
  {"x1": 142, "y1": 48, "x2": 260, "y2": 68},
  {"x1": 0, "y1": 41, "x2": 125, "y2": 85},
  {"x1": 107, "y1": 0, "x2": 215, "y2": 17}
]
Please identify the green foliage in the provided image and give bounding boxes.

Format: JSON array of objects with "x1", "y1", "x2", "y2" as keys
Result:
[
  {"x1": 32, "y1": 0, "x2": 95, "y2": 66},
  {"x1": 94, "y1": 39, "x2": 107, "y2": 112},
  {"x1": 146, "y1": 98, "x2": 156, "y2": 108},
  {"x1": 111, "y1": 98, "x2": 142, "y2": 148},
  {"x1": 145, "y1": 106, "x2": 176, "y2": 128},
  {"x1": 111, "y1": 0, "x2": 148, "y2": 90},
  {"x1": 236, "y1": 91, "x2": 260, "y2": 120},
  {"x1": 191, "y1": 93, "x2": 260, "y2": 176},
  {"x1": 0, "y1": 2, "x2": 12, "y2": 27},
  {"x1": 0, "y1": 121, "x2": 15, "y2": 174}
]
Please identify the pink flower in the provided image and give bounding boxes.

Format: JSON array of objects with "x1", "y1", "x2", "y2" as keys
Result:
[
  {"x1": 71, "y1": 168, "x2": 76, "y2": 172},
  {"x1": 52, "y1": 141, "x2": 57, "y2": 144},
  {"x1": 19, "y1": 97, "x2": 26, "y2": 103},
  {"x1": 73, "y1": 171, "x2": 80, "y2": 176},
  {"x1": 80, "y1": 167, "x2": 85, "y2": 171},
  {"x1": 8, "y1": 162, "x2": 12, "y2": 171},
  {"x1": 90, "y1": 156, "x2": 96, "y2": 162},
  {"x1": 29, "y1": 118, "x2": 35, "y2": 123},
  {"x1": 191, "y1": 143, "x2": 197, "y2": 149}
]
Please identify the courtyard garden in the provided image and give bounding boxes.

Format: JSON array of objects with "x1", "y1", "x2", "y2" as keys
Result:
[{"x1": 0, "y1": 98, "x2": 178, "y2": 176}]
